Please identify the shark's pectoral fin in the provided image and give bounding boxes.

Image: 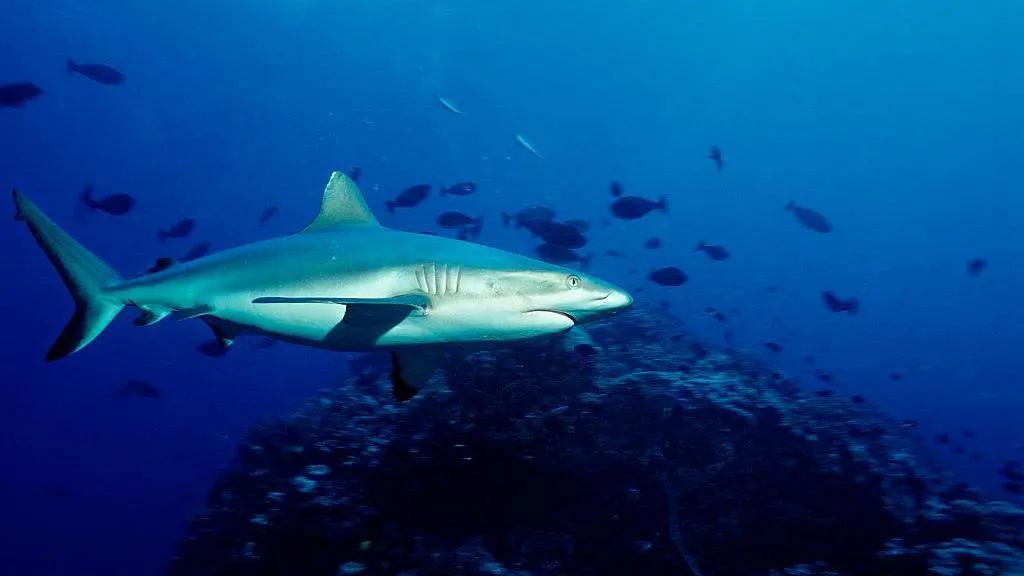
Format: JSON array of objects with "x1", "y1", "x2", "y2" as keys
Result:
[{"x1": 389, "y1": 347, "x2": 444, "y2": 401}]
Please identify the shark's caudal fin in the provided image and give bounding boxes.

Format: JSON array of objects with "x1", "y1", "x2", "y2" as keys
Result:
[{"x1": 12, "y1": 189, "x2": 124, "y2": 360}]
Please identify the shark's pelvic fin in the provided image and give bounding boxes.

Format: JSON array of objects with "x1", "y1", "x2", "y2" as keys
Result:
[
  {"x1": 301, "y1": 171, "x2": 379, "y2": 232},
  {"x1": 389, "y1": 347, "x2": 444, "y2": 401},
  {"x1": 12, "y1": 188, "x2": 125, "y2": 360},
  {"x1": 133, "y1": 305, "x2": 172, "y2": 326}
]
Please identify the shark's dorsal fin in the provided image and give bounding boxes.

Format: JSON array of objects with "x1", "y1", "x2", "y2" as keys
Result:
[{"x1": 301, "y1": 171, "x2": 378, "y2": 232}]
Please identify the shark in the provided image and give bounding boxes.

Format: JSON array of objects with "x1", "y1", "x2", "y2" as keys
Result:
[{"x1": 13, "y1": 171, "x2": 632, "y2": 400}]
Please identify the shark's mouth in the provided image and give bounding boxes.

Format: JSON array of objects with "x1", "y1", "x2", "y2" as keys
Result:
[{"x1": 525, "y1": 310, "x2": 576, "y2": 324}]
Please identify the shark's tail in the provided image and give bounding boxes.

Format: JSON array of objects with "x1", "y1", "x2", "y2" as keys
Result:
[{"x1": 13, "y1": 189, "x2": 124, "y2": 360}]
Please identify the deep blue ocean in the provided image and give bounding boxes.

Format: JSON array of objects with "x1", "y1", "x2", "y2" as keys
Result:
[{"x1": 2, "y1": 2, "x2": 1022, "y2": 575}]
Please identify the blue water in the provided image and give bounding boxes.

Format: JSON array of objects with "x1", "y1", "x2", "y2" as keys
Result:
[{"x1": 2, "y1": 2, "x2": 1022, "y2": 574}]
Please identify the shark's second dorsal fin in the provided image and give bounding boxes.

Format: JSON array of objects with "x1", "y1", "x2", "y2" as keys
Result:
[{"x1": 301, "y1": 171, "x2": 378, "y2": 232}]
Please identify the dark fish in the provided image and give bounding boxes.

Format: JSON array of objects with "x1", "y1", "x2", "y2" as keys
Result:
[
  {"x1": 67, "y1": 59, "x2": 125, "y2": 85},
  {"x1": 999, "y1": 461, "x2": 1024, "y2": 482},
  {"x1": 347, "y1": 166, "x2": 362, "y2": 183},
  {"x1": 967, "y1": 257, "x2": 987, "y2": 277},
  {"x1": 962, "y1": 429, "x2": 975, "y2": 440},
  {"x1": 565, "y1": 219, "x2": 590, "y2": 233},
  {"x1": 180, "y1": 242, "x2": 211, "y2": 262},
  {"x1": 610, "y1": 181, "x2": 623, "y2": 197},
  {"x1": 851, "y1": 394, "x2": 865, "y2": 404},
  {"x1": 888, "y1": 371, "x2": 904, "y2": 381},
  {"x1": 258, "y1": 206, "x2": 278, "y2": 225},
  {"x1": 502, "y1": 206, "x2": 555, "y2": 230},
  {"x1": 436, "y1": 211, "x2": 482, "y2": 238},
  {"x1": 814, "y1": 389, "x2": 834, "y2": 398},
  {"x1": 643, "y1": 237, "x2": 662, "y2": 249},
  {"x1": 159, "y1": 218, "x2": 195, "y2": 241},
  {"x1": 648, "y1": 267, "x2": 687, "y2": 286},
  {"x1": 1004, "y1": 482, "x2": 1024, "y2": 494},
  {"x1": 935, "y1": 433, "x2": 952, "y2": 445},
  {"x1": 441, "y1": 182, "x2": 476, "y2": 196},
  {"x1": 535, "y1": 243, "x2": 590, "y2": 268},
  {"x1": 815, "y1": 369, "x2": 833, "y2": 383},
  {"x1": 696, "y1": 241, "x2": 730, "y2": 261},
  {"x1": 197, "y1": 340, "x2": 229, "y2": 358},
  {"x1": 723, "y1": 329, "x2": 734, "y2": 346},
  {"x1": 802, "y1": 355, "x2": 816, "y2": 365},
  {"x1": 785, "y1": 201, "x2": 832, "y2": 233},
  {"x1": 80, "y1": 185, "x2": 134, "y2": 216},
  {"x1": 611, "y1": 195, "x2": 667, "y2": 220},
  {"x1": 532, "y1": 221, "x2": 587, "y2": 248},
  {"x1": 0, "y1": 82, "x2": 43, "y2": 108},
  {"x1": 763, "y1": 341, "x2": 783, "y2": 353},
  {"x1": 115, "y1": 380, "x2": 161, "y2": 399},
  {"x1": 822, "y1": 291, "x2": 859, "y2": 315},
  {"x1": 689, "y1": 342, "x2": 709, "y2": 359},
  {"x1": 705, "y1": 307, "x2": 727, "y2": 322},
  {"x1": 146, "y1": 257, "x2": 176, "y2": 274},
  {"x1": 708, "y1": 145, "x2": 724, "y2": 171},
  {"x1": 605, "y1": 249, "x2": 623, "y2": 257},
  {"x1": 386, "y1": 184, "x2": 430, "y2": 213}
]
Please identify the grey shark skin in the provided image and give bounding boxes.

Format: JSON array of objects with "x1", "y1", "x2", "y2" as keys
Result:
[{"x1": 12, "y1": 171, "x2": 632, "y2": 400}]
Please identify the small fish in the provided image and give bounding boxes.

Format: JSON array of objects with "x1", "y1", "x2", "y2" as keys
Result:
[
  {"x1": 705, "y1": 307, "x2": 727, "y2": 322},
  {"x1": 643, "y1": 237, "x2": 662, "y2": 249},
  {"x1": 436, "y1": 211, "x2": 482, "y2": 238},
  {"x1": 898, "y1": 419, "x2": 919, "y2": 430},
  {"x1": 437, "y1": 95, "x2": 463, "y2": 115},
  {"x1": 610, "y1": 181, "x2": 624, "y2": 198},
  {"x1": 180, "y1": 242, "x2": 211, "y2": 262},
  {"x1": 80, "y1": 185, "x2": 134, "y2": 216},
  {"x1": 159, "y1": 218, "x2": 196, "y2": 241},
  {"x1": 802, "y1": 355, "x2": 816, "y2": 365},
  {"x1": 258, "y1": 206, "x2": 278, "y2": 225},
  {"x1": 763, "y1": 341, "x2": 783, "y2": 353},
  {"x1": 565, "y1": 219, "x2": 591, "y2": 233},
  {"x1": 723, "y1": 329, "x2": 735, "y2": 346},
  {"x1": 851, "y1": 394, "x2": 865, "y2": 404},
  {"x1": 822, "y1": 291, "x2": 859, "y2": 315},
  {"x1": 0, "y1": 82, "x2": 43, "y2": 108},
  {"x1": 515, "y1": 134, "x2": 544, "y2": 159},
  {"x1": 532, "y1": 221, "x2": 587, "y2": 248},
  {"x1": 814, "y1": 389, "x2": 833, "y2": 398},
  {"x1": 888, "y1": 371, "x2": 904, "y2": 382},
  {"x1": 147, "y1": 257, "x2": 176, "y2": 274},
  {"x1": 708, "y1": 145, "x2": 724, "y2": 171},
  {"x1": 935, "y1": 433, "x2": 952, "y2": 445},
  {"x1": 441, "y1": 182, "x2": 476, "y2": 196},
  {"x1": 534, "y1": 243, "x2": 590, "y2": 268},
  {"x1": 605, "y1": 249, "x2": 623, "y2": 257},
  {"x1": 67, "y1": 59, "x2": 125, "y2": 85},
  {"x1": 785, "y1": 201, "x2": 832, "y2": 233},
  {"x1": 967, "y1": 257, "x2": 987, "y2": 277},
  {"x1": 502, "y1": 206, "x2": 555, "y2": 230},
  {"x1": 386, "y1": 184, "x2": 430, "y2": 213},
  {"x1": 1004, "y1": 482, "x2": 1024, "y2": 494},
  {"x1": 347, "y1": 167, "x2": 362, "y2": 183},
  {"x1": 696, "y1": 241, "x2": 730, "y2": 261},
  {"x1": 611, "y1": 195, "x2": 667, "y2": 220},
  {"x1": 115, "y1": 380, "x2": 161, "y2": 399},
  {"x1": 648, "y1": 267, "x2": 687, "y2": 286},
  {"x1": 815, "y1": 369, "x2": 833, "y2": 383}
]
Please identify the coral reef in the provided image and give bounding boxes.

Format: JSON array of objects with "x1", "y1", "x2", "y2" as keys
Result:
[{"x1": 167, "y1": 307, "x2": 1024, "y2": 575}]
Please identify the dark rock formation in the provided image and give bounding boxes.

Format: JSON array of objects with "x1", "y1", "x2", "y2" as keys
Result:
[{"x1": 167, "y1": 307, "x2": 1024, "y2": 576}]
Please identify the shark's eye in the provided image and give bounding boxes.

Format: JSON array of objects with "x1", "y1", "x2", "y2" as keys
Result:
[{"x1": 566, "y1": 275, "x2": 582, "y2": 289}]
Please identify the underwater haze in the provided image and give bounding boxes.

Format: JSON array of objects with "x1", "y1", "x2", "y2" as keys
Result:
[{"x1": 2, "y1": 1, "x2": 1023, "y2": 575}]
